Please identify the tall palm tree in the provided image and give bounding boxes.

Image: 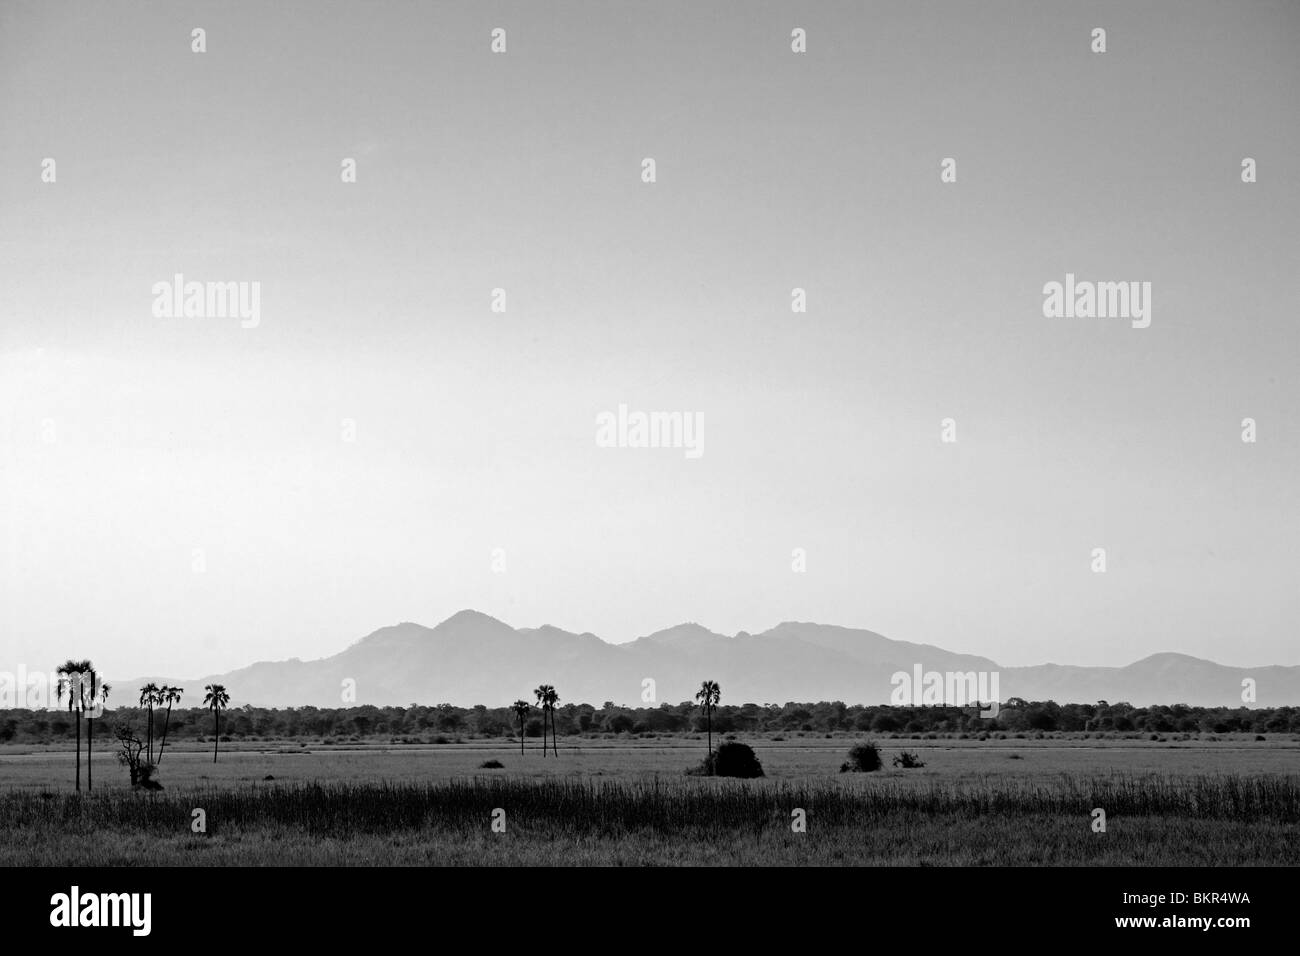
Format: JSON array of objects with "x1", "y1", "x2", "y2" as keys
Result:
[
  {"x1": 533, "y1": 686, "x2": 549, "y2": 757},
  {"x1": 138, "y1": 683, "x2": 160, "y2": 763},
  {"x1": 696, "y1": 680, "x2": 721, "y2": 758},
  {"x1": 202, "y1": 684, "x2": 230, "y2": 763},
  {"x1": 543, "y1": 686, "x2": 560, "y2": 757},
  {"x1": 155, "y1": 686, "x2": 184, "y2": 765},
  {"x1": 87, "y1": 680, "x2": 109, "y2": 791},
  {"x1": 511, "y1": 699, "x2": 531, "y2": 756},
  {"x1": 56, "y1": 659, "x2": 94, "y2": 792}
]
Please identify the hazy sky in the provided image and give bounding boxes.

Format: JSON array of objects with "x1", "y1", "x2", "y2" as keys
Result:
[{"x1": 2, "y1": 0, "x2": 1298, "y2": 681}]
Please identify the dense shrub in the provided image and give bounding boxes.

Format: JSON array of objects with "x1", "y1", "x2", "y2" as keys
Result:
[
  {"x1": 689, "y1": 741, "x2": 764, "y2": 778},
  {"x1": 893, "y1": 750, "x2": 925, "y2": 769},
  {"x1": 840, "y1": 742, "x2": 882, "y2": 773}
]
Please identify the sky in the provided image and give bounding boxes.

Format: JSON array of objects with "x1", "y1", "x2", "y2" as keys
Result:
[{"x1": 1, "y1": 0, "x2": 1298, "y2": 681}]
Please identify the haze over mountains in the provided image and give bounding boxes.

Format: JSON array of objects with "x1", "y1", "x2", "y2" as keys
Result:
[{"x1": 118, "y1": 610, "x2": 1300, "y2": 709}]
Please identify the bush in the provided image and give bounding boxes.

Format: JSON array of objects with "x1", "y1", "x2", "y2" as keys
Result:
[
  {"x1": 840, "y1": 742, "x2": 882, "y2": 773},
  {"x1": 688, "y1": 741, "x2": 764, "y2": 778},
  {"x1": 893, "y1": 750, "x2": 925, "y2": 769},
  {"x1": 479, "y1": 759, "x2": 504, "y2": 769}
]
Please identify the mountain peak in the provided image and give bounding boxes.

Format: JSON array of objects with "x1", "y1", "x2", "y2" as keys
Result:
[
  {"x1": 438, "y1": 609, "x2": 509, "y2": 628},
  {"x1": 639, "y1": 622, "x2": 730, "y2": 646},
  {"x1": 1130, "y1": 652, "x2": 1214, "y2": 668}
]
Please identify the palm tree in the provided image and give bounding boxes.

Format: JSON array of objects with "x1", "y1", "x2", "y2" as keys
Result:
[
  {"x1": 533, "y1": 686, "x2": 549, "y2": 757},
  {"x1": 202, "y1": 684, "x2": 230, "y2": 763},
  {"x1": 543, "y1": 686, "x2": 560, "y2": 757},
  {"x1": 138, "y1": 682, "x2": 160, "y2": 763},
  {"x1": 56, "y1": 659, "x2": 93, "y2": 791},
  {"x1": 87, "y1": 680, "x2": 109, "y2": 791},
  {"x1": 155, "y1": 686, "x2": 184, "y2": 765},
  {"x1": 695, "y1": 680, "x2": 721, "y2": 758},
  {"x1": 511, "y1": 700, "x2": 531, "y2": 756}
]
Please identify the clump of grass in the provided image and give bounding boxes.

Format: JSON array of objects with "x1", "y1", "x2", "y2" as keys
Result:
[
  {"x1": 894, "y1": 750, "x2": 926, "y2": 769},
  {"x1": 479, "y1": 759, "x2": 504, "y2": 769}
]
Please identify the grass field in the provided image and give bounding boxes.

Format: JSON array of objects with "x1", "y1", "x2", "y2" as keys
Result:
[{"x1": 3, "y1": 734, "x2": 1298, "y2": 865}]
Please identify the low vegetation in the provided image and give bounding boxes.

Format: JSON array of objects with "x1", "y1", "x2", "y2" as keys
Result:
[{"x1": 3, "y1": 773, "x2": 1298, "y2": 866}]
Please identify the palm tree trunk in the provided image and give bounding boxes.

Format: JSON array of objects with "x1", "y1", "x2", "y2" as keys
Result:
[
  {"x1": 551, "y1": 710, "x2": 558, "y2": 757},
  {"x1": 213, "y1": 710, "x2": 219, "y2": 763},
  {"x1": 157, "y1": 706, "x2": 172, "y2": 765},
  {"x1": 707, "y1": 709, "x2": 712, "y2": 757},
  {"x1": 74, "y1": 712, "x2": 81, "y2": 791},
  {"x1": 87, "y1": 716, "x2": 93, "y2": 791},
  {"x1": 519, "y1": 719, "x2": 524, "y2": 756}
]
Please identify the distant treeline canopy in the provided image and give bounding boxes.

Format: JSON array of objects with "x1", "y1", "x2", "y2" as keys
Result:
[{"x1": 3, "y1": 699, "x2": 1297, "y2": 743}]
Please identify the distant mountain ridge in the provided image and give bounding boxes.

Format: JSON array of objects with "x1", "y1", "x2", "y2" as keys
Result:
[{"x1": 118, "y1": 609, "x2": 1300, "y2": 708}]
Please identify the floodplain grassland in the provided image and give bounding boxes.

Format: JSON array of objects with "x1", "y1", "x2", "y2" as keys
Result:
[{"x1": 2, "y1": 735, "x2": 1297, "y2": 865}]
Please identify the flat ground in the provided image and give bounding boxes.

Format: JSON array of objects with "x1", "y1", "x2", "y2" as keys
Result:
[
  {"x1": 3, "y1": 733, "x2": 1296, "y2": 790},
  {"x1": 3, "y1": 735, "x2": 1297, "y2": 865}
]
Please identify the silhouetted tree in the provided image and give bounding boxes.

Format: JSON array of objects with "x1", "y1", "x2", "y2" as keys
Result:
[
  {"x1": 155, "y1": 686, "x2": 183, "y2": 765},
  {"x1": 512, "y1": 700, "x2": 531, "y2": 756},
  {"x1": 203, "y1": 684, "x2": 230, "y2": 763},
  {"x1": 533, "y1": 685, "x2": 549, "y2": 757},
  {"x1": 543, "y1": 686, "x2": 560, "y2": 756},
  {"x1": 138, "y1": 683, "x2": 160, "y2": 763},
  {"x1": 695, "y1": 680, "x2": 721, "y2": 757},
  {"x1": 56, "y1": 660, "x2": 95, "y2": 791}
]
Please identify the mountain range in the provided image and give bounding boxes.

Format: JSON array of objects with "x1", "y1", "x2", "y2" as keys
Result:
[{"x1": 117, "y1": 610, "x2": 1300, "y2": 708}]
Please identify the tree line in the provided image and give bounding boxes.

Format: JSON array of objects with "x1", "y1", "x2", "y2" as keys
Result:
[{"x1": 5, "y1": 695, "x2": 1296, "y2": 750}]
